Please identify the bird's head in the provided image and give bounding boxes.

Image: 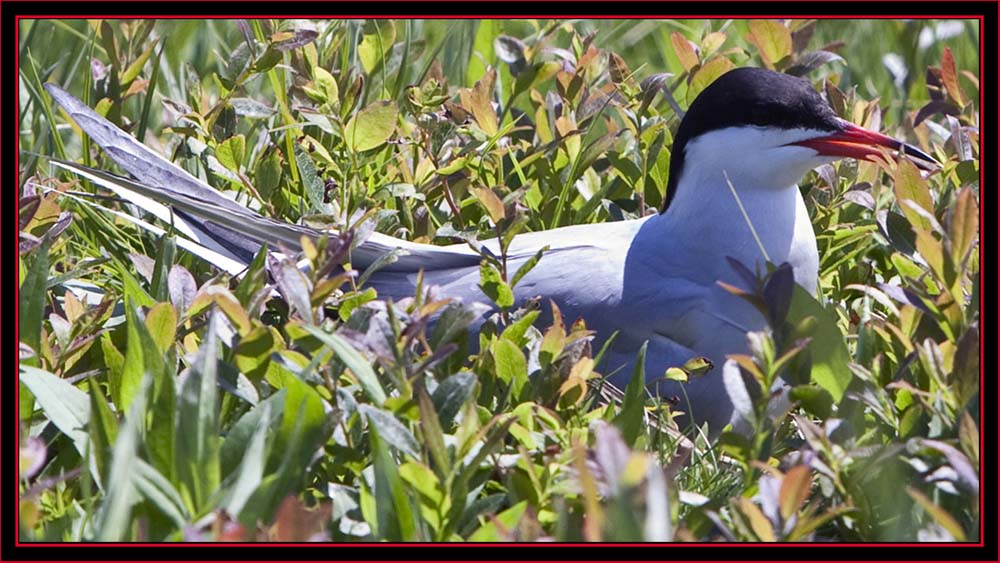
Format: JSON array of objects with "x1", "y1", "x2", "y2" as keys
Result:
[{"x1": 661, "y1": 67, "x2": 936, "y2": 212}]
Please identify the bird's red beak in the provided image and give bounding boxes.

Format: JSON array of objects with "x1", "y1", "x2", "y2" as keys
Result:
[{"x1": 791, "y1": 120, "x2": 938, "y2": 170}]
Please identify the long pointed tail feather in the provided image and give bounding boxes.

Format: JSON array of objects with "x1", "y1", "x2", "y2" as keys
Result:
[{"x1": 44, "y1": 82, "x2": 484, "y2": 278}]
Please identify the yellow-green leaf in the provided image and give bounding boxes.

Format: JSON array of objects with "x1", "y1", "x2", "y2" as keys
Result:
[
  {"x1": 460, "y1": 67, "x2": 498, "y2": 137},
  {"x1": 949, "y1": 187, "x2": 978, "y2": 265},
  {"x1": 738, "y1": 497, "x2": 776, "y2": 542},
  {"x1": 670, "y1": 32, "x2": 699, "y2": 72},
  {"x1": 312, "y1": 66, "x2": 339, "y2": 106},
  {"x1": 145, "y1": 302, "x2": 177, "y2": 355},
  {"x1": 471, "y1": 186, "x2": 505, "y2": 223},
  {"x1": 357, "y1": 20, "x2": 396, "y2": 74},
  {"x1": 687, "y1": 56, "x2": 735, "y2": 104},
  {"x1": 747, "y1": 20, "x2": 792, "y2": 68},
  {"x1": 344, "y1": 101, "x2": 398, "y2": 153},
  {"x1": 216, "y1": 134, "x2": 245, "y2": 172},
  {"x1": 892, "y1": 159, "x2": 935, "y2": 232}
]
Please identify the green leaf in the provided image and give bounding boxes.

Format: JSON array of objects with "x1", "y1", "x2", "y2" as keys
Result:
[
  {"x1": 747, "y1": 20, "x2": 792, "y2": 68},
  {"x1": 94, "y1": 374, "x2": 151, "y2": 541},
  {"x1": 216, "y1": 134, "x2": 246, "y2": 172},
  {"x1": 344, "y1": 100, "x2": 398, "y2": 153},
  {"x1": 613, "y1": 342, "x2": 647, "y2": 446},
  {"x1": 300, "y1": 325, "x2": 386, "y2": 405},
  {"x1": 787, "y1": 286, "x2": 851, "y2": 402},
  {"x1": 19, "y1": 366, "x2": 90, "y2": 456},
  {"x1": 500, "y1": 310, "x2": 540, "y2": 347},
  {"x1": 311, "y1": 66, "x2": 339, "y2": 106},
  {"x1": 133, "y1": 458, "x2": 189, "y2": 529},
  {"x1": 492, "y1": 339, "x2": 527, "y2": 397},
  {"x1": 358, "y1": 20, "x2": 397, "y2": 74},
  {"x1": 223, "y1": 401, "x2": 271, "y2": 518},
  {"x1": 144, "y1": 302, "x2": 176, "y2": 354},
  {"x1": 175, "y1": 311, "x2": 222, "y2": 511},
  {"x1": 470, "y1": 186, "x2": 506, "y2": 223},
  {"x1": 892, "y1": 159, "x2": 935, "y2": 232},
  {"x1": 18, "y1": 241, "x2": 49, "y2": 364},
  {"x1": 359, "y1": 404, "x2": 420, "y2": 460},
  {"x1": 120, "y1": 41, "x2": 156, "y2": 86},
  {"x1": 293, "y1": 143, "x2": 326, "y2": 211},
  {"x1": 510, "y1": 246, "x2": 549, "y2": 288},
  {"x1": 369, "y1": 427, "x2": 418, "y2": 541},
  {"x1": 253, "y1": 149, "x2": 283, "y2": 199},
  {"x1": 430, "y1": 371, "x2": 478, "y2": 428},
  {"x1": 479, "y1": 261, "x2": 514, "y2": 309},
  {"x1": 469, "y1": 500, "x2": 528, "y2": 541},
  {"x1": 221, "y1": 390, "x2": 285, "y2": 476}
]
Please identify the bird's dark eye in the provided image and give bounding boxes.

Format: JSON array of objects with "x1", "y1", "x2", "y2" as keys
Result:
[{"x1": 749, "y1": 106, "x2": 772, "y2": 127}]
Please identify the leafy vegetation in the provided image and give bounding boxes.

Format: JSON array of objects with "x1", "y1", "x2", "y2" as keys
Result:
[{"x1": 18, "y1": 18, "x2": 979, "y2": 542}]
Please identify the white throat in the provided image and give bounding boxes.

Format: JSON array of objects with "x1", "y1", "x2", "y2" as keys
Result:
[{"x1": 649, "y1": 126, "x2": 829, "y2": 290}]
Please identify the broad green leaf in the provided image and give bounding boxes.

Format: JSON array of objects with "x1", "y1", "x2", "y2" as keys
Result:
[
  {"x1": 216, "y1": 134, "x2": 246, "y2": 172},
  {"x1": 292, "y1": 143, "x2": 326, "y2": 211},
  {"x1": 19, "y1": 366, "x2": 90, "y2": 456},
  {"x1": 493, "y1": 339, "x2": 527, "y2": 397},
  {"x1": 221, "y1": 389, "x2": 285, "y2": 475},
  {"x1": 253, "y1": 149, "x2": 283, "y2": 199},
  {"x1": 787, "y1": 286, "x2": 851, "y2": 402},
  {"x1": 144, "y1": 302, "x2": 176, "y2": 354},
  {"x1": 311, "y1": 66, "x2": 339, "y2": 106},
  {"x1": 358, "y1": 20, "x2": 397, "y2": 73},
  {"x1": 479, "y1": 261, "x2": 514, "y2": 309},
  {"x1": 500, "y1": 310, "x2": 540, "y2": 347},
  {"x1": 892, "y1": 159, "x2": 935, "y2": 232},
  {"x1": 398, "y1": 461, "x2": 442, "y2": 506},
  {"x1": 344, "y1": 100, "x2": 398, "y2": 153},
  {"x1": 747, "y1": 20, "x2": 792, "y2": 68}
]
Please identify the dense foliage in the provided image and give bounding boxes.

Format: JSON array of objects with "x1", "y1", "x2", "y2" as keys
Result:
[{"x1": 18, "y1": 18, "x2": 979, "y2": 542}]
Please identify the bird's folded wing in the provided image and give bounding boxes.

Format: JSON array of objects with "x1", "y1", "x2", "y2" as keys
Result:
[{"x1": 44, "y1": 83, "x2": 483, "y2": 273}]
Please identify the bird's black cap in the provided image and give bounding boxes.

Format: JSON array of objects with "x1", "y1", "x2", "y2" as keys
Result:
[{"x1": 661, "y1": 67, "x2": 842, "y2": 212}]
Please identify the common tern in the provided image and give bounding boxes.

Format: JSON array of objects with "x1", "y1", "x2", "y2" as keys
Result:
[{"x1": 41, "y1": 67, "x2": 937, "y2": 433}]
